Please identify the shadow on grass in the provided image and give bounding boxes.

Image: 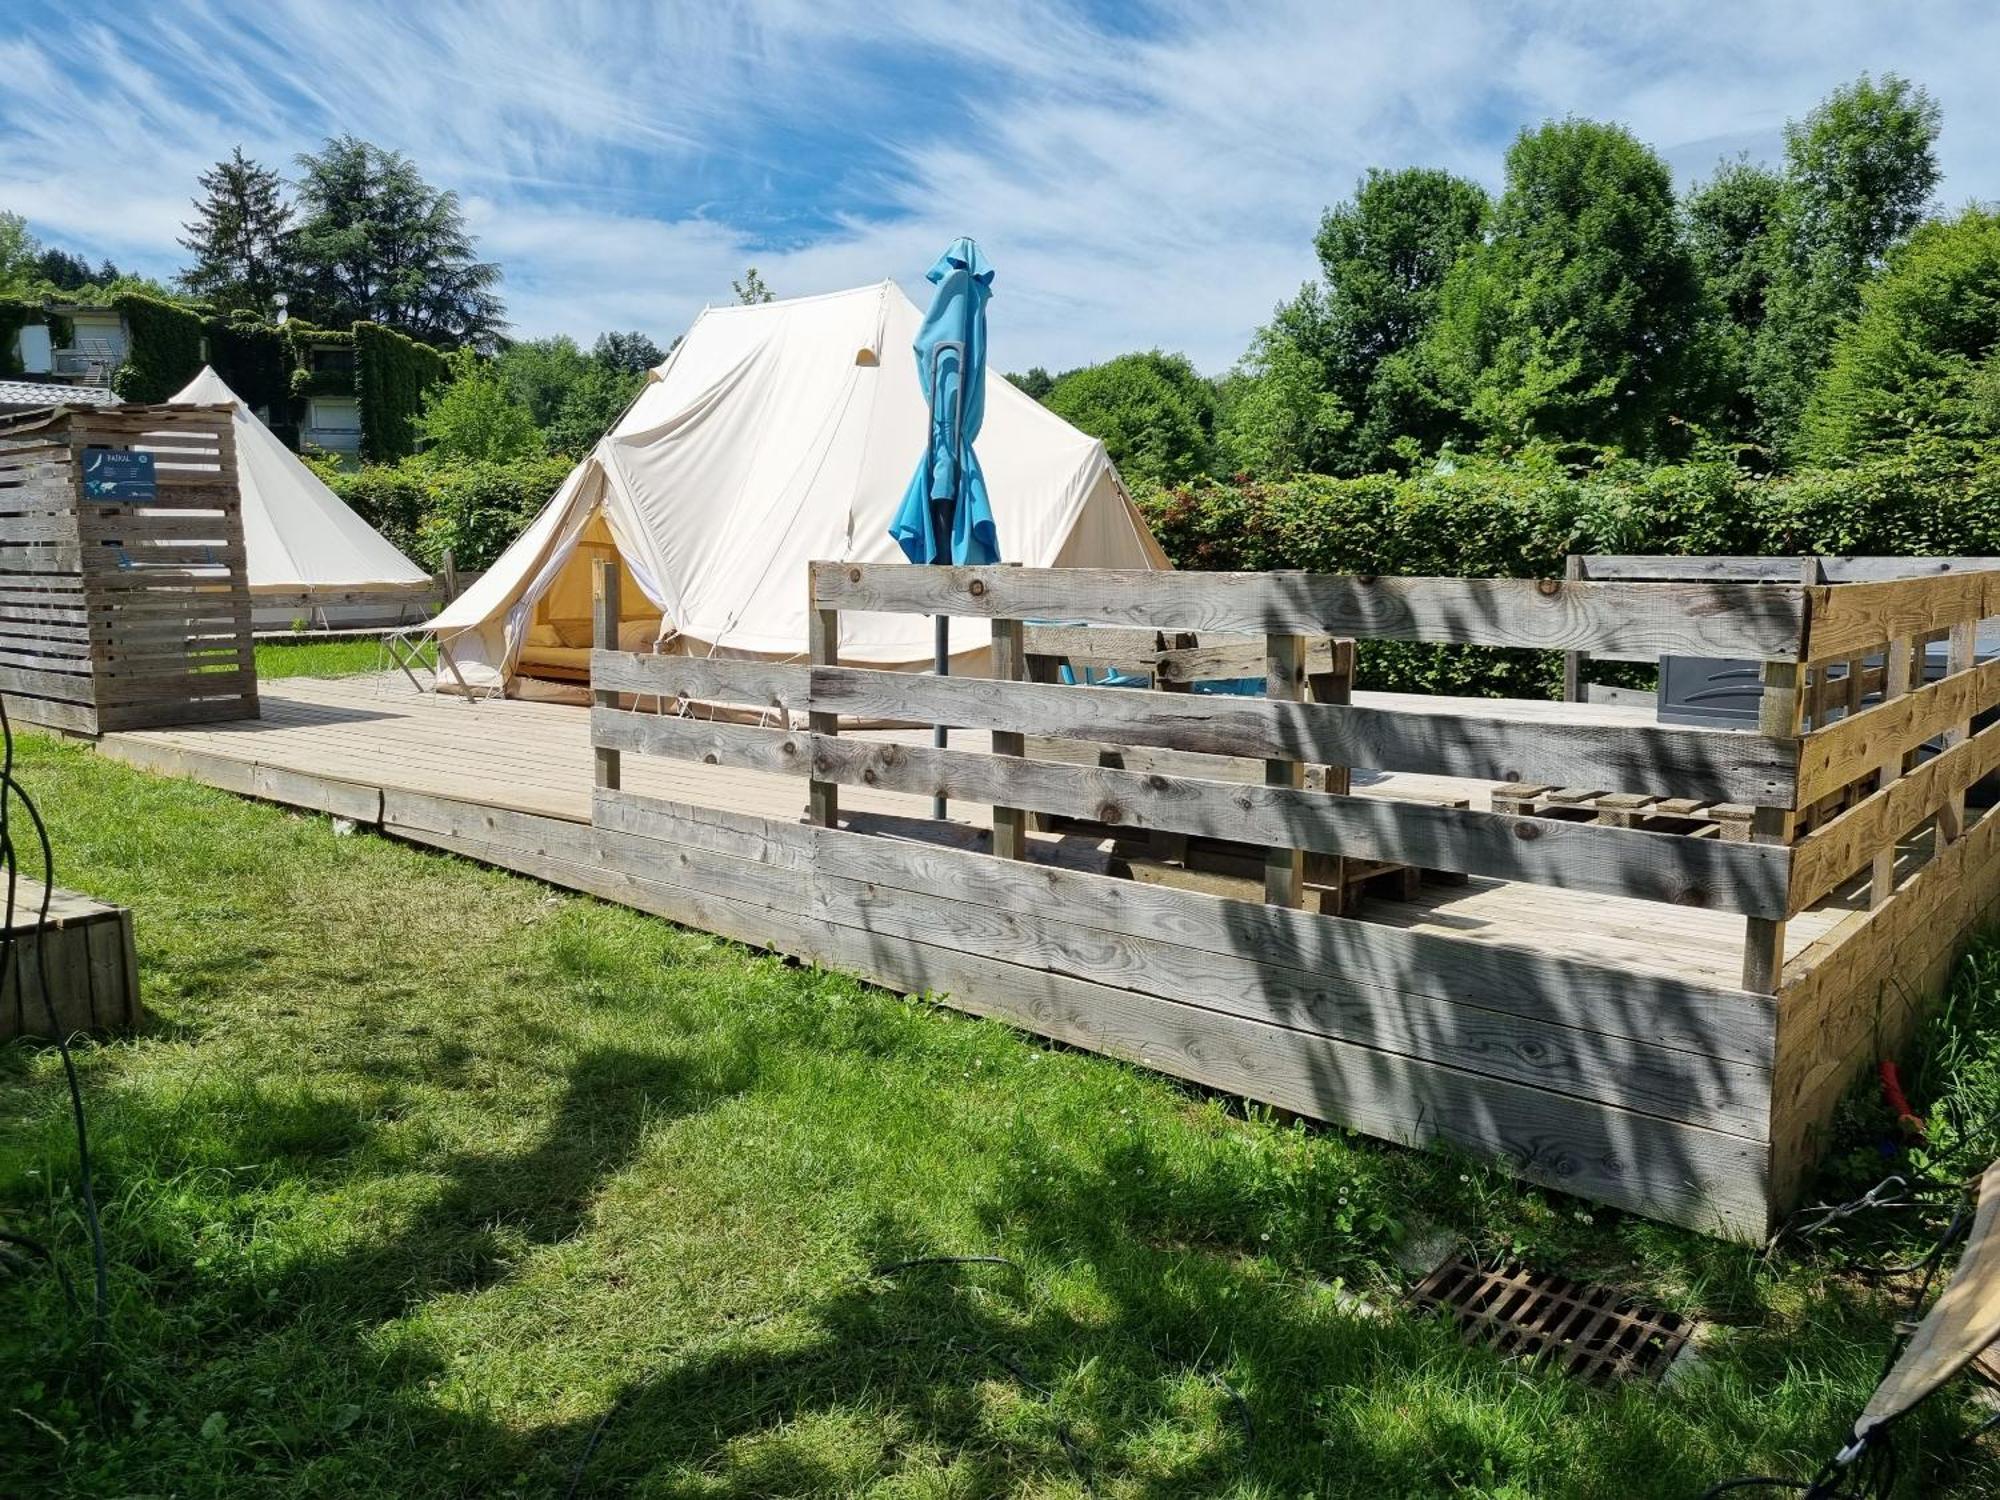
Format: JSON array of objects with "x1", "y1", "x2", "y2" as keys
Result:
[{"x1": 295, "y1": 1045, "x2": 749, "y2": 1321}]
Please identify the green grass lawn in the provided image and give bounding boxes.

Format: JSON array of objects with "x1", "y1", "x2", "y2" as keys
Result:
[
  {"x1": 255, "y1": 638, "x2": 431, "y2": 680},
  {"x1": 4, "y1": 733, "x2": 1999, "y2": 1497}
]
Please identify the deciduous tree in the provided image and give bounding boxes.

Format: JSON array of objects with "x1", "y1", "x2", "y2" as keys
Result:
[
  {"x1": 1045, "y1": 351, "x2": 1216, "y2": 484},
  {"x1": 1753, "y1": 75, "x2": 1941, "y2": 448},
  {"x1": 1802, "y1": 207, "x2": 2000, "y2": 462},
  {"x1": 1424, "y1": 119, "x2": 1708, "y2": 454}
]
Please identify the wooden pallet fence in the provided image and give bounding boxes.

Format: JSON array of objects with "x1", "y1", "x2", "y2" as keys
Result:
[
  {"x1": 0, "y1": 402, "x2": 257, "y2": 734},
  {"x1": 564, "y1": 561, "x2": 2000, "y2": 1238}
]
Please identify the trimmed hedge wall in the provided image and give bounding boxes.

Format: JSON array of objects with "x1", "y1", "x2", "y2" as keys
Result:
[
  {"x1": 1135, "y1": 440, "x2": 2000, "y2": 696},
  {"x1": 110, "y1": 293, "x2": 205, "y2": 402},
  {"x1": 355, "y1": 322, "x2": 449, "y2": 463}
]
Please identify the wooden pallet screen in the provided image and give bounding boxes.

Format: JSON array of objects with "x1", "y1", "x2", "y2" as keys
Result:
[
  {"x1": 574, "y1": 558, "x2": 2000, "y2": 1238},
  {"x1": 0, "y1": 402, "x2": 257, "y2": 735}
]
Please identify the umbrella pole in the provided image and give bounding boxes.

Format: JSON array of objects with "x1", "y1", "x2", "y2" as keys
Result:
[{"x1": 933, "y1": 613, "x2": 949, "y2": 820}]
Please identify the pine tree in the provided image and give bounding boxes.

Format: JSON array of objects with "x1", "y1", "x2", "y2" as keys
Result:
[{"x1": 177, "y1": 148, "x2": 293, "y2": 314}]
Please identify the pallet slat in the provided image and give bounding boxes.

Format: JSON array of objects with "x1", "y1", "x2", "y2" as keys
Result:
[{"x1": 812, "y1": 563, "x2": 1812, "y2": 660}]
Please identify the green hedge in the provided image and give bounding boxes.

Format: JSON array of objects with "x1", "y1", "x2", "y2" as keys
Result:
[
  {"x1": 327, "y1": 454, "x2": 574, "y2": 569},
  {"x1": 110, "y1": 292, "x2": 206, "y2": 402},
  {"x1": 354, "y1": 322, "x2": 448, "y2": 463},
  {"x1": 1135, "y1": 440, "x2": 2000, "y2": 696}
]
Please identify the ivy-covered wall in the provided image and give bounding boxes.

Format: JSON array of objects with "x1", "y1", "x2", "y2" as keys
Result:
[
  {"x1": 354, "y1": 321, "x2": 448, "y2": 462},
  {"x1": 109, "y1": 292, "x2": 206, "y2": 402},
  {"x1": 0, "y1": 298, "x2": 37, "y2": 378},
  {"x1": 207, "y1": 316, "x2": 292, "y2": 424}
]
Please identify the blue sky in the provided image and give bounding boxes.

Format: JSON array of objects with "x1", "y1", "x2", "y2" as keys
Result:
[{"x1": 5, "y1": 1, "x2": 2000, "y2": 372}]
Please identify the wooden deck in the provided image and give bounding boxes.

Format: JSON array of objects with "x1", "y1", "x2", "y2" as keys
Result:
[
  {"x1": 30, "y1": 554, "x2": 2000, "y2": 1240},
  {"x1": 100, "y1": 672, "x2": 1847, "y2": 990}
]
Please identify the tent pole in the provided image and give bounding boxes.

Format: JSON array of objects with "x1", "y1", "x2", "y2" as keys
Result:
[{"x1": 933, "y1": 613, "x2": 949, "y2": 820}]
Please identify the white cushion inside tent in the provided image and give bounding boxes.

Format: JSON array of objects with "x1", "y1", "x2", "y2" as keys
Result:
[
  {"x1": 169, "y1": 366, "x2": 432, "y2": 597},
  {"x1": 429, "y1": 280, "x2": 1168, "y2": 687}
]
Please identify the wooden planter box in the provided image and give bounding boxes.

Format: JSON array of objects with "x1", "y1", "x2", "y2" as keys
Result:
[
  {"x1": 0, "y1": 401, "x2": 257, "y2": 735},
  {"x1": 2, "y1": 878, "x2": 141, "y2": 1040}
]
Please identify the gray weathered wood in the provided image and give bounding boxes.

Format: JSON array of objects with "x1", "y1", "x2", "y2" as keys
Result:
[
  {"x1": 807, "y1": 733, "x2": 1792, "y2": 916},
  {"x1": 810, "y1": 562, "x2": 1810, "y2": 660},
  {"x1": 590, "y1": 649, "x2": 808, "y2": 714},
  {"x1": 812, "y1": 868, "x2": 1769, "y2": 1133},
  {"x1": 808, "y1": 589, "x2": 839, "y2": 828},
  {"x1": 592, "y1": 788, "x2": 815, "y2": 871},
  {"x1": 1019, "y1": 623, "x2": 1163, "y2": 665},
  {"x1": 1155, "y1": 636, "x2": 1337, "y2": 684},
  {"x1": 1580, "y1": 555, "x2": 2000, "y2": 583},
  {"x1": 809, "y1": 892, "x2": 1769, "y2": 1236},
  {"x1": 808, "y1": 663, "x2": 1798, "y2": 805},
  {"x1": 591, "y1": 705, "x2": 807, "y2": 776},
  {"x1": 1742, "y1": 660, "x2": 1804, "y2": 993},
  {"x1": 990, "y1": 617, "x2": 1027, "y2": 860},
  {"x1": 1264, "y1": 632, "x2": 1305, "y2": 906},
  {"x1": 809, "y1": 822, "x2": 1773, "y2": 1062},
  {"x1": 592, "y1": 559, "x2": 621, "y2": 791}
]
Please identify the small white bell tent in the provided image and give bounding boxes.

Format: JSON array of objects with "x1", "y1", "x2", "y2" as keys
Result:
[
  {"x1": 426, "y1": 281, "x2": 1169, "y2": 691},
  {"x1": 169, "y1": 367, "x2": 434, "y2": 623}
]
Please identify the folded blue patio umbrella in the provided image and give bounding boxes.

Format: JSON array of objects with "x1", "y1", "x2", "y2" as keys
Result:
[
  {"x1": 890, "y1": 237, "x2": 1000, "y2": 569},
  {"x1": 889, "y1": 239, "x2": 999, "y2": 818}
]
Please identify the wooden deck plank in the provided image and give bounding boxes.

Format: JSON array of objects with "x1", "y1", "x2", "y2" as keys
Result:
[{"x1": 94, "y1": 674, "x2": 1848, "y2": 986}]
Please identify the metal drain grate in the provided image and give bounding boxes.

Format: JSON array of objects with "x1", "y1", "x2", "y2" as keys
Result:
[{"x1": 1411, "y1": 1257, "x2": 1693, "y2": 1384}]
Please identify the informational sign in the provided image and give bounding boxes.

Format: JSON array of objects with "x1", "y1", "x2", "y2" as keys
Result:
[{"x1": 81, "y1": 447, "x2": 156, "y2": 500}]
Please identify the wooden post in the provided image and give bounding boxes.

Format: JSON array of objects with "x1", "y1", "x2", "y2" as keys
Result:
[
  {"x1": 1869, "y1": 636, "x2": 1915, "y2": 904},
  {"x1": 1561, "y1": 555, "x2": 1585, "y2": 703},
  {"x1": 1939, "y1": 619, "x2": 1977, "y2": 845},
  {"x1": 1264, "y1": 632, "x2": 1306, "y2": 907},
  {"x1": 441, "y1": 547, "x2": 460, "y2": 602},
  {"x1": 808, "y1": 575, "x2": 839, "y2": 830},
  {"x1": 1741, "y1": 658, "x2": 1803, "y2": 993},
  {"x1": 990, "y1": 615, "x2": 1027, "y2": 860},
  {"x1": 1304, "y1": 637, "x2": 1355, "y2": 913},
  {"x1": 592, "y1": 558, "x2": 620, "y2": 793}
]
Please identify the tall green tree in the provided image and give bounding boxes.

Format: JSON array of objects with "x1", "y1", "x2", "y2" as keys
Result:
[
  {"x1": 1294, "y1": 167, "x2": 1488, "y2": 470},
  {"x1": 1801, "y1": 207, "x2": 2000, "y2": 462},
  {"x1": 1685, "y1": 158, "x2": 1787, "y2": 444},
  {"x1": 1423, "y1": 118, "x2": 1708, "y2": 454},
  {"x1": 1753, "y1": 74, "x2": 1942, "y2": 448},
  {"x1": 290, "y1": 136, "x2": 504, "y2": 346},
  {"x1": 177, "y1": 148, "x2": 294, "y2": 315},
  {"x1": 1045, "y1": 351, "x2": 1216, "y2": 484}
]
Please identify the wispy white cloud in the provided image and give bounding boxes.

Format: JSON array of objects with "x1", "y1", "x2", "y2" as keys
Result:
[{"x1": 4, "y1": 1, "x2": 1998, "y2": 371}]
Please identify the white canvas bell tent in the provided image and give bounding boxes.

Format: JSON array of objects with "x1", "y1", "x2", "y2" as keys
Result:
[
  {"x1": 169, "y1": 367, "x2": 434, "y2": 622},
  {"x1": 426, "y1": 280, "x2": 1169, "y2": 691}
]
